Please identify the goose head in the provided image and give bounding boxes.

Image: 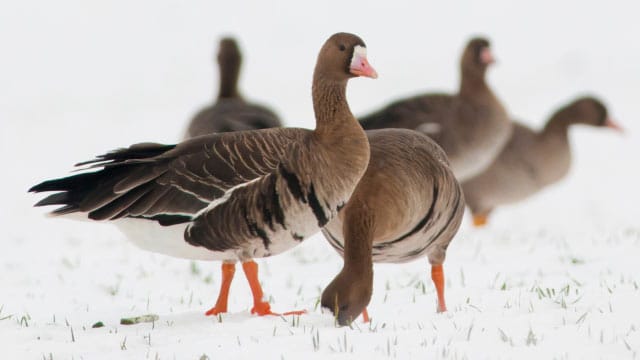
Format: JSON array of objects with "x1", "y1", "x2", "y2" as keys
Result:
[
  {"x1": 321, "y1": 267, "x2": 373, "y2": 326},
  {"x1": 563, "y1": 97, "x2": 623, "y2": 132},
  {"x1": 315, "y1": 32, "x2": 378, "y2": 82},
  {"x1": 461, "y1": 37, "x2": 494, "y2": 78}
]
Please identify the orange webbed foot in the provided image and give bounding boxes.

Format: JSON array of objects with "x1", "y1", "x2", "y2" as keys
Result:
[
  {"x1": 205, "y1": 306, "x2": 227, "y2": 316},
  {"x1": 251, "y1": 301, "x2": 306, "y2": 316},
  {"x1": 472, "y1": 214, "x2": 488, "y2": 227},
  {"x1": 251, "y1": 301, "x2": 274, "y2": 316},
  {"x1": 282, "y1": 309, "x2": 307, "y2": 316},
  {"x1": 361, "y1": 308, "x2": 370, "y2": 323},
  {"x1": 242, "y1": 260, "x2": 307, "y2": 316}
]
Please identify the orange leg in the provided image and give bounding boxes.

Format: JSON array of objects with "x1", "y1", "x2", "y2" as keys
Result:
[
  {"x1": 431, "y1": 264, "x2": 447, "y2": 313},
  {"x1": 361, "y1": 308, "x2": 370, "y2": 323},
  {"x1": 242, "y1": 260, "x2": 306, "y2": 316},
  {"x1": 205, "y1": 262, "x2": 236, "y2": 316},
  {"x1": 472, "y1": 214, "x2": 488, "y2": 227}
]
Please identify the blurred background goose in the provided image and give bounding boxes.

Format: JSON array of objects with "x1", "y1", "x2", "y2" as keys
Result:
[
  {"x1": 359, "y1": 37, "x2": 512, "y2": 181},
  {"x1": 463, "y1": 96, "x2": 623, "y2": 226},
  {"x1": 184, "y1": 37, "x2": 282, "y2": 138}
]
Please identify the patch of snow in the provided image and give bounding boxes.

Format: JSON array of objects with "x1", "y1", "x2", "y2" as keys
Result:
[{"x1": 1, "y1": 0, "x2": 639, "y2": 359}]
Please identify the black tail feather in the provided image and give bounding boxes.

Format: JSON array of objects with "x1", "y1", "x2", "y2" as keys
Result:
[
  {"x1": 34, "y1": 192, "x2": 71, "y2": 207},
  {"x1": 74, "y1": 143, "x2": 176, "y2": 167},
  {"x1": 129, "y1": 214, "x2": 193, "y2": 226},
  {"x1": 30, "y1": 142, "x2": 178, "y2": 219},
  {"x1": 51, "y1": 204, "x2": 81, "y2": 216},
  {"x1": 88, "y1": 183, "x2": 154, "y2": 221},
  {"x1": 29, "y1": 171, "x2": 104, "y2": 193}
]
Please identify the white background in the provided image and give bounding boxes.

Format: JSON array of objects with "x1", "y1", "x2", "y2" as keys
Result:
[{"x1": 1, "y1": 0, "x2": 639, "y2": 358}]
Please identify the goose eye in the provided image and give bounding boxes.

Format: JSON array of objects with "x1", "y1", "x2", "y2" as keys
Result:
[{"x1": 339, "y1": 44, "x2": 346, "y2": 51}]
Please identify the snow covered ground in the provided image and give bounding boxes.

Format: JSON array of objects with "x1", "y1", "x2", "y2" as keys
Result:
[{"x1": 1, "y1": 0, "x2": 639, "y2": 358}]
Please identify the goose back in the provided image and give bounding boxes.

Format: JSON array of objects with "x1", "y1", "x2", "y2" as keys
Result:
[{"x1": 322, "y1": 129, "x2": 464, "y2": 265}]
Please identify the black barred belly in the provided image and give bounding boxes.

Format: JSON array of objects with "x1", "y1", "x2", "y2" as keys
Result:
[{"x1": 321, "y1": 199, "x2": 460, "y2": 264}]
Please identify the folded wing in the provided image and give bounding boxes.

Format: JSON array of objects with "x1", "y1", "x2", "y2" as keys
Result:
[{"x1": 30, "y1": 128, "x2": 307, "y2": 227}]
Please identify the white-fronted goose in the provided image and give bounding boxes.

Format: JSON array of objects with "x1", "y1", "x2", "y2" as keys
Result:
[
  {"x1": 320, "y1": 129, "x2": 464, "y2": 325},
  {"x1": 359, "y1": 37, "x2": 511, "y2": 181},
  {"x1": 184, "y1": 37, "x2": 282, "y2": 138},
  {"x1": 29, "y1": 32, "x2": 378, "y2": 317},
  {"x1": 462, "y1": 96, "x2": 623, "y2": 226}
]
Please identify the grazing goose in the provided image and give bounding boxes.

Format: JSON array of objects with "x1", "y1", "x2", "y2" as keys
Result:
[
  {"x1": 29, "y1": 32, "x2": 377, "y2": 317},
  {"x1": 359, "y1": 37, "x2": 511, "y2": 181},
  {"x1": 462, "y1": 96, "x2": 623, "y2": 227},
  {"x1": 184, "y1": 37, "x2": 282, "y2": 138},
  {"x1": 320, "y1": 129, "x2": 464, "y2": 325}
]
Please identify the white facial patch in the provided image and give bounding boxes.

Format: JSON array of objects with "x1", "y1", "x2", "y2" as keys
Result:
[{"x1": 350, "y1": 45, "x2": 367, "y2": 68}]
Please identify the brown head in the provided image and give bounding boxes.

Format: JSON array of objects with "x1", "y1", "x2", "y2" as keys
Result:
[
  {"x1": 321, "y1": 266, "x2": 373, "y2": 326},
  {"x1": 548, "y1": 96, "x2": 623, "y2": 132},
  {"x1": 460, "y1": 37, "x2": 495, "y2": 80},
  {"x1": 217, "y1": 37, "x2": 242, "y2": 99},
  {"x1": 314, "y1": 32, "x2": 378, "y2": 83}
]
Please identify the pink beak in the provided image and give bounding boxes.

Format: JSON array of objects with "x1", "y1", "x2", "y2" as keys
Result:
[
  {"x1": 480, "y1": 47, "x2": 496, "y2": 65},
  {"x1": 604, "y1": 117, "x2": 624, "y2": 133},
  {"x1": 350, "y1": 54, "x2": 378, "y2": 79}
]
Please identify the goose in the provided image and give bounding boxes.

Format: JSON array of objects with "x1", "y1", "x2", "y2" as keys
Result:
[
  {"x1": 320, "y1": 128, "x2": 464, "y2": 325},
  {"x1": 462, "y1": 96, "x2": 623, "y2": 226},
  {"x1": 29, "y1": 32, "x2": 377, "y2": 317},
  {"x1": 359, "y1": 37, "x2": 511, "y2": 181},
  {"x1": 184, "y1": 37, "x2": 282, "y2": 138}
]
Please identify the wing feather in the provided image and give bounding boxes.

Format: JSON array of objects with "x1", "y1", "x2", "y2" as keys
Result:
[{"x1": 31, "y1": 128, "x2": 309, "y2": 225}]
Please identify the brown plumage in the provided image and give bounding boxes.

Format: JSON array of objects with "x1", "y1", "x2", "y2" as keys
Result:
[
  {"x1": 30, "y1": 32, "x2": 377, "y2": 316},
  {"x1": 184, "y1": 37, "x2": 282, "y2": 138},
  {"x1": 462, "y1": 96, "x2": 623, "y2": 226},
  {"x1": 359, "y1": 37, "x2": 512, "y2": 181},
  {"x1": 320, "y1": 129, "x2": 464, "y2": 325}
]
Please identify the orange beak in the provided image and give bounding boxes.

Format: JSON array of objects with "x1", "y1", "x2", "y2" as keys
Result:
[
  {"x1": 480, "y1": 47, "x2": 496, "y2": 65},
  {"x1": 350, "y1": 52, "x2": 378, "y2": 79},
  {"x1": 604, "y1": 117, "x2": 624, "y2": 133}
]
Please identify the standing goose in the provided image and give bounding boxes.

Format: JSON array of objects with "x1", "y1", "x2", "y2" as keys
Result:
[
  {"x1": 320, "y1": 129, "x2": 465, "y2": 325},
  {"x1": 184, "y1": 37, "x2": 282, "y2": 138},
  {"x1": 359, "y1": 37, "x2": 511, "y2": 181},
  {"x1": 29, "y1": 32, "x2": 377, "y2": 317},
  {"x1": 462, "y1": 96, "x2": 623, "y2": 227}
]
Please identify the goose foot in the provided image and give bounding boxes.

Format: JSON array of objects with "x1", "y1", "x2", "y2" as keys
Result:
[
  {"x1": 204, "y1": 262, "x2": 236, "y2": 316},
  {"x1": 242, "y1": 260, "x2": 307, "y2": 316},
  {"x1": 251, "y1": 302, "x2": 306, "y2": 316},
  {"x1": 205, "y1": 306, "x2": 226, "y2": 316},
  {"x1": 472, "y1": 214, "x2": 488, "y2": 227},
  {"x1": 361, "y1": 308, "x2": 370, "y2": 323}
]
